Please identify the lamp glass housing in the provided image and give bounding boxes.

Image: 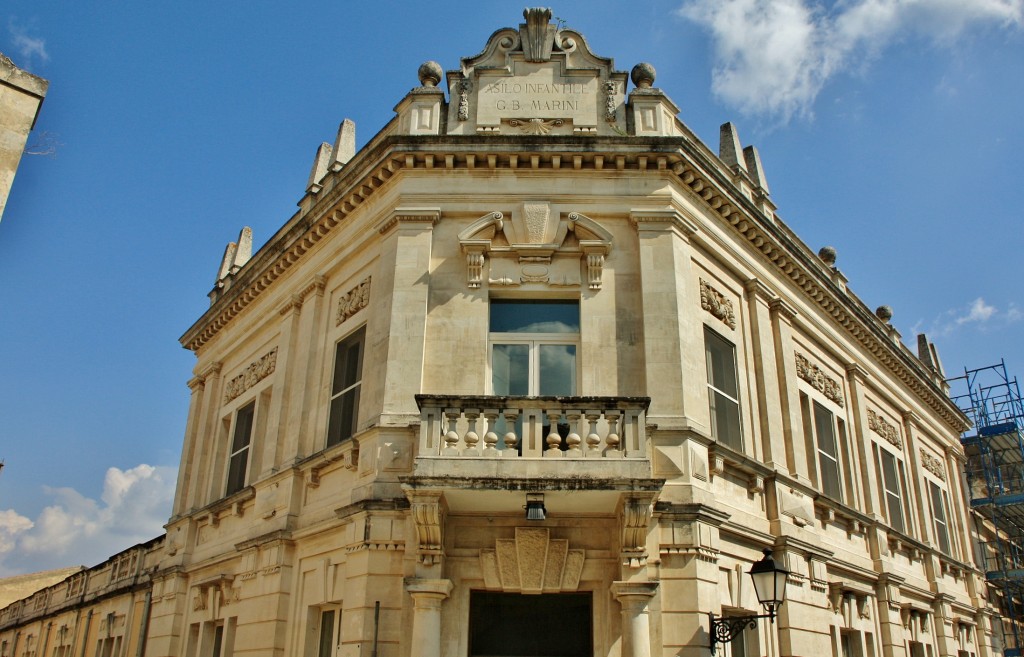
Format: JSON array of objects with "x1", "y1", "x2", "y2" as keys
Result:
[
  {"x1": 748, "y1": 549, "x2": 789, "y2": 614},
  {"x1": 525, "y1": 493, "x2": 546, "y2": 521}
]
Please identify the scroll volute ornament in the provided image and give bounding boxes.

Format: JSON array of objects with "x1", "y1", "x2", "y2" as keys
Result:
[{"x1": 408, "y1": 491, "x2": 445, "y2": 566}]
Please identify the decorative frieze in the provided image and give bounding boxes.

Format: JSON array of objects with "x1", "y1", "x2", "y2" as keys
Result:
[
  {"x1": 335, "y1": 276, "x2": 371, "y2": 325},
  {"x1": 868, "y1": 409, "x2": 902, "y2": 448},
  {"x1": 920, "y1": 449, "x2": 946, "y2": 480},
  {"x1": 223, "y1": 348, "x2": 278, "y2": 403},
  {"x1": 795, "y1": 352, "x2": 845, "y2": 407},
  {"x1": 699, "y1": 278, "x2": 736, "y2": 329}
]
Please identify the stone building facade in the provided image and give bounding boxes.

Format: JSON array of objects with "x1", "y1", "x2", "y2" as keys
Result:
[{"x1": 0, "y1": 9, "x2": 999, "y2": 657}]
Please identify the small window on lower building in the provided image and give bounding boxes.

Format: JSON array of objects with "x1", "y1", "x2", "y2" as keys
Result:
[
  {"x1": 311, "y1": 607, "x2": 342, "y2": 657},
  {"x1": 225, "y1": 401, "x2": 255, "y2": 496}
]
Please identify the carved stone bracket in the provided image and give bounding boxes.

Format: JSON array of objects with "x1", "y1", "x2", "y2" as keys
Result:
[
  {"x1": 621, "y1": 494, "x2": 657, "y2": 568},
  {"x1": 795, "y1": 352, "x2": 845, "y2": 407},
  {"x1": 408, "y1": 491, "x2": 445, "y2": 566},
  {"x1": 868, "y1": 409, "x2": 903, "y2": 448},
  {"x1": 336, "y1": 276, "x2": 371, "y2": 325},
  {"x1": 480, "y1": 527, "x2": 584, "y2": 593},
  {"x1": 224, "y1": 348, "x2": 277, "y2": 403},
  {"x1": 699, "y1": 278, "x2": 736, "y2": 329},
  {"x1": 920, "y1": 449, "x2": 946, "y2": 480}
]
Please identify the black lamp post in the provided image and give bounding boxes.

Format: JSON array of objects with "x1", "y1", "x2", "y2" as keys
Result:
[{"x1": 709, "y1": 548, "x2": 790, "y2": 653}]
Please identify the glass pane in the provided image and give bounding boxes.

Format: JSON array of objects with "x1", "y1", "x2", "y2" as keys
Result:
[
  {"x1": 820, "y1": 453, "x2": 843, "y2": 500},
  {"x1": 327, "y1": 389, "x2": 359, "y2": 446},
  {"x1": 813, "y1": 403, "x2": 838, "y2": 459},
  {"x1": 492, "y1": 344, "x2": 529, "y2": 395},
  {"x1": 226, "y1": 451, "x2": 248, "y2": 495},
  {"x1": 211, "y1": 627, "x2": 223, "y2": 657},
  {"x1": 332, "y1": 328, "x2": 365, "y2": 394},
  {"x1": 490, "y1": 300, "x2": 579, "y2": 333},
  {"x1": 710, "y1": 391, "x2": 742, "y2": 450},
  {"x1": 539, "y1": 344, "x2": 577, "y2": 396},
  {"x1": 318, "y1": 610, "x2": 335, "y2": 657},
  {"x1": 705, "y1": 330, "x2": 738, "y2": 397},
  {"x1": 231, "y1": 403, "x2": 255, "y2": 452}
]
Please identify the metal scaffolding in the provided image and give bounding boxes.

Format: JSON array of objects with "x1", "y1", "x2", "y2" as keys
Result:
[{"x1": 949, "y1": 360, "x2": 1024, "y2": 656}]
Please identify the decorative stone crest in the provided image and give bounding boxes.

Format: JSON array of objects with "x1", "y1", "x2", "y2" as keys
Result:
[
  {"x1": 795, "y1": 353, "x2": 845, "y2": 407},
  {"x1": 336, "y1": 276, "x2": 371, "y2": 325},
  {"x1": 868, "y1": 409, "x2": 902, "y2": 448},
  {"x1": 699, "y1": 278, "x2": 736, "y2": 329},
  {"x1": 920, "y1": 449, "x2": 946, "y2": 480},
  {"x1": 479, "y1": 527, "x2": 584, "y2": 594},
  {"x1": 224, "y1": 348, "x2": 278, "y2": 403}
]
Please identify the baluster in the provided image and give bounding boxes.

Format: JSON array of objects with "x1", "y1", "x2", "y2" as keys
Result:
[
  {"x1": 442, "y1": 408, "x2": 461, "y2": 456},
  {"x1": 565, "y1": 409, "x2": 583, "y2": 457},
  {"x1": 463, "y1": 409, "x2": 481, "y2": 456},
  {"x1": 502, "y1": 408, "x2": 520, "y2": 457},
  {"x1": 544, "y1": 409, "x2": 563, "y2": 458},
  {"x1": 482, "y1": 408, "x2": 500, "y2": 456},
  {"x1": 604, "y1": 410, "x2": 622, "y2": 458},
  {"x1": 585, "y1": 411, "x2": 602, "y2": 457}
]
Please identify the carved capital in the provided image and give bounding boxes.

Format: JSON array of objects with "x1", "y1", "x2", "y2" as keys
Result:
[{"x1": 768, "y1": 297, "x2": 798, "y2": 322}]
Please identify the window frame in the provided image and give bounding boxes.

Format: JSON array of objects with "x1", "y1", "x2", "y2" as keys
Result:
[
  {"x1": 928, "y1": 480, "x2": 952, "y2": 556},
  {"x1": 306, "y1": 605, "x2": 342, "y2": 657},
  {"x1": 803, "y1": 397, "x2": 845, "y2": 502},
  {"x1": 327, "y1": 326, "x2": 366, "y2": 447},
  {"x1": 875, "y1": 445, "x2": 909, "y2": 535},
  {"x1": 487, "y1": 299, "x2": 580, "y2": 397},
  {"x1": 704, "y1": 326, "x2": 742, "y2": 452},
  {"x1": 225, "y1": 401, "x2": 256, "y2": 497}
]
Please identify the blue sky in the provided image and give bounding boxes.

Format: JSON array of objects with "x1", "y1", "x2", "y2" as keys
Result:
[{"x1": 0, "y1": 0, "x2": 1021, "y2": 576}]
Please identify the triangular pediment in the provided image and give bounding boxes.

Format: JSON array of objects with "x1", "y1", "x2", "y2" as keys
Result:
[{"x1": 445, "y1": 8, "x2": 628, "y2": 136}]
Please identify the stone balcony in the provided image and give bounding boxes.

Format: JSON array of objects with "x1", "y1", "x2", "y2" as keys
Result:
[{"x1": 407, "y1": 396, "x2": 658, "y2": 515}]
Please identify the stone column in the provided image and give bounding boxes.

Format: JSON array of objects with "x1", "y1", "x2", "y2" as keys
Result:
[
  {"x1": 611, "y1": 581, "x2": 659, "y2": 657},
  {"x1": 405, "y1": 579, "x2": 452, "y2": 657},
  {"x1": 768, "y1": 298, "x2": 810, "y2": 481}
]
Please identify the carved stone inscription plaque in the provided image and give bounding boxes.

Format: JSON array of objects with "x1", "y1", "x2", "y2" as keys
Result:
[{"x1": 477, "y1": 64, "x2": 598, "y2": 126}]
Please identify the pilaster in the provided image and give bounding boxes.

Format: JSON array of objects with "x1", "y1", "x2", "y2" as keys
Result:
[
  {"x1": 173, "y1": 375, "x2": 206, "y2": 517},
  {"x1": 194, "y1": 361, "x2": 223, "y2": 509},
  {"x1": 744, "y1": 278, "x2": 786, "y2": 469},
  {"x1": 768, "y1": 298, "x2": 809, "y2": 481},
  {"x1": 630, "y1": 208, "x2": 703, "y2": 427},
  {"x1": 876, "y1": 574, "x2": 908, "y2": 657}
]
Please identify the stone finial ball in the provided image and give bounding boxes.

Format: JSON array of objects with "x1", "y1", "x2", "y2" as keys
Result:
[
  {"x1": 631, "y1": 62, "x2": 656, "y2": 89},
  {"x1": 818, "y1": 245, "x2": 837, "y2": 266},
  {"x1": 875, "y1": 305, "x2": 894, "y2": 323},
  {"x1": 418, "y1": 61, "x2": 443, "y2": 87}
]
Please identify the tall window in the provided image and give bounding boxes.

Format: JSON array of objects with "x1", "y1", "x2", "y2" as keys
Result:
[
  {"x1": 226, "y1": 401, "x2": 255, "y2": 496},
  {"x1": 327, "y1": 327, "x2": 366, "y2": 446},
  {"x1": 810, "y1": 400, "x2": 843, "y2": 501},
  {"x1": 929, "y1": 481, "x2": 952, "y2": 555},
  {"x1": 878, "y1": 448, "x2": 907, "y2": 534},
  {"x1": 705, "y1": 327, "x2": 742, "y2": 451},
  {"x1": 489, "y1": 300, "x2": 579, "y2": 396}
]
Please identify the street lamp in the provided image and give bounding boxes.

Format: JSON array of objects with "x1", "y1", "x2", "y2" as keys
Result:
[{"x1": 709, "y1": 548, "x2": 790, "y2": 653}]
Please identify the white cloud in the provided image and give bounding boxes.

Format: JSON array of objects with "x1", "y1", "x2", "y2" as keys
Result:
[
  {"x1": 6, "y1": 21, "x2": 49, "y2": 66},
  {"x1": 677, "y1": 0, "x2": 1023, "y2": 123},
  {"x1": 0, "y1": 464, "x2": 175, "y2": 577},
  {"x1": 915, "y1": 296, "x2": 1021, "y2": 338}
]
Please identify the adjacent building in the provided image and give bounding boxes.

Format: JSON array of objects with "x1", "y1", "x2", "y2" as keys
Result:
[
  {"x1": 0, "y1": 53, "x2": 47, "y2": 223},
  {"x1": 0, "y1": 9, "x2": 1000, "y2": 657}
]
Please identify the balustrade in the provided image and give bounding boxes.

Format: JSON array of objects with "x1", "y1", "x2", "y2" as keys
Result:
[{"x1": 415, "y1": 395, "x2": 649, "y2": 459}]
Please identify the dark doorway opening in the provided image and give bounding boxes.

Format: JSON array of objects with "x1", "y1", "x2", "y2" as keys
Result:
[{"x1": 469, "y1": 590, "x2": 592, "y2": 657}]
